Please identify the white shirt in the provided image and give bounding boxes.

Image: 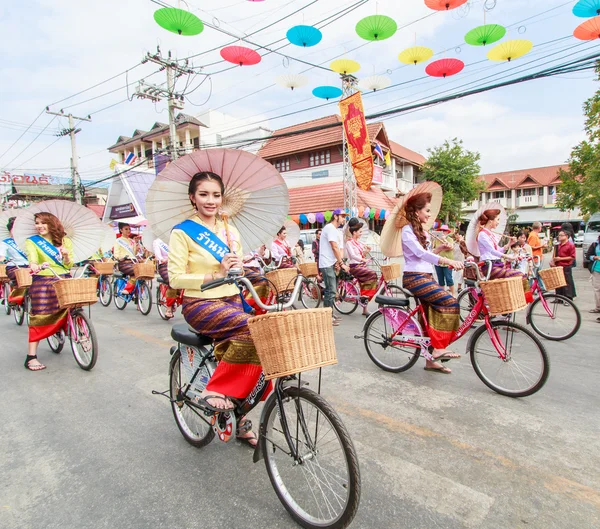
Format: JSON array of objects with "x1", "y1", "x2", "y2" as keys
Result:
[{"x1": 319, "y1": 223, "x2": 343, "y2": 268}]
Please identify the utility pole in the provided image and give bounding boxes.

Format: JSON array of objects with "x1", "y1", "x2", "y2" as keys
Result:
[
  {"x1": 46, "y1": 108, "x2": 91, "y2": 204},
  {"x1": 135, "y1": 48, "x2": 196, "y2": 160}
]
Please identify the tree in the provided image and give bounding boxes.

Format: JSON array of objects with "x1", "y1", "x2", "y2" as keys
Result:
[
  {"x1": 421, "y1": 138, "x2": 485, "y2": 224},
  {"x1": 556, "y1": 66, "x2": 600, "y2": 217}
]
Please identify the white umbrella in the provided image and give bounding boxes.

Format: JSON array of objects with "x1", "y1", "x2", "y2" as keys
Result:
[
  {"x1": 100, "y1": 225, "x2": 117, "y2": 256},
  {"x1": 466, "y1": 202, "x2": 508, "y2": 257},
  {"x1": 141, "y1": 225, "x2": 161, "y2": 252},
  {"x1": 0, "y1": 208, "x2": 28, "y2": 240},
  {"x1": 284, "y1": 219, "x2": 300, "y2": 247}
]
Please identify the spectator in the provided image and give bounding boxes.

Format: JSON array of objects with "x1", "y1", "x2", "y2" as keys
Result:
[
  {"x1": 585, "y1": 234, "x2": 600, "y2": 318},
  {"x1": 312, "y1": 229, "x2": 322, "y2": 263},
  {"x1": 527, "y1": 222, "x2": 547, "y2": 260},
  {"x1": 551, "y1": 229, "x2": 576, "y2": 300}
]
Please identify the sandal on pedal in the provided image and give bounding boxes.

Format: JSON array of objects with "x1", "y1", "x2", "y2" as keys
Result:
[
  {"x1": 424, "y1": 366, "x2": 451, "y2": 374},
  {"x1": 433, "y1": 351, "x2": 461, "y2": 362},
  {"x1": 196, "y1": 394, "x2": 235, "y2": 412},
  {"x1": 236, "y1": 419, "x2": 258, "y2": 448},
  {"x1": 24, "y1": 355, "x2": 46, "y2": 371}
]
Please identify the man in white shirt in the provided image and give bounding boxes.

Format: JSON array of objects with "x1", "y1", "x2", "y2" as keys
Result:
[{"x1": 319, "y1": 209, "x2": 349, "y2": 325}]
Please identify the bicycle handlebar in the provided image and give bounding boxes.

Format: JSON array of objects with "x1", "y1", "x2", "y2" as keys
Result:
[{"x1": 464, "y1": 260, "x2": 494, "y2": 282}]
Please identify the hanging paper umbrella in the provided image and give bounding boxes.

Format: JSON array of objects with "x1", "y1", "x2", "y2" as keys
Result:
[
  {"x1": 13, "y1": 200, "x2": 107, "y2": 263},
  {"x1": 330, "y1": 59, "x2": 361, "y2": 75},
  {"x1": 425, "y1": 58, "x2": 464, "y2": 78},
  {"x1": 487, "y1": 39, "x2": 533, "y2": 62},
  {"x1": 312, "y1": 86, "x2": 342, "y2": 100},
  {"x1": 286, "y1": 25, "x2": 322, "y2": 47},
  {"x1": 355, "y1": 15, "x2": 397, "y2": 41},
  {"x1": 465, "y1": 24, "x2": 506, "y2": 46},
  {"x1": 358, "y1": 75, "x2": 391, "y2": 92},
  {"x1": 573, "y1": 0, "x2": 600, "y2": 18},
  {"x1": 276, "y1": 73, "x2": 309, "y2": 90},
  {"x1": 398, "y1": 46, "x2": 434, "y2": 65},
  {"x1": 146, "y1": 149, "x2": 289, "y2": 252},
  {"x1": 220, "y1": 46, "x2": 261, "y2": 66},
  {"x1": 574, "y1": 16, "x2": 600, "y2": 40},
  {"x1": 424, "y1": 0, "x2": 468, "y2": 11},
  {"x1": 154, "y1": 8, "x2": 204, "y2": 36}
]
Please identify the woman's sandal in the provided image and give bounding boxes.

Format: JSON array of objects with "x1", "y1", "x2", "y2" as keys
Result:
[
  {"x1": 236, "y1": 418, "x2": 258, "y2": 448},
  {"x1": 424, "y1": 365, "x2": 451, "y2": 374},
  {"x1": 196, "y1": 394, "x2": 235, "y2": 412},
  {"x1": 24, "y1": 355, "x2": 46, "y2": 371}
]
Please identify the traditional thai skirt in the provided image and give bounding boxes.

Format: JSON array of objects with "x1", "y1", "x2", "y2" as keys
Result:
[
  {"x1": 278, "y1": 257, "x2": 296, "y2": 269},
  {"x1": 118, "y1": 259, "x2": 135, "y2": 276},
  {"x1": 349, "y1": 263, "x2": 378, "y2": 299},
  {"x1": 158, "y1": 262, "x2": 179, "y2": 306},
  {"x1": 403, "y1": 272, "x2": 459, "y2": 350},
  {"x1": 6, "y1": 265, "x2": 25, "y2": 305},
  {"x1": 28, "y1": 274, "x2": 69, "y2": 343},
  {"x1": 486, "y1": 261, "x2": 532, "y2": 302},
  {"x1": 182, "y1": 295, "x2": 270, "y2": 399}
]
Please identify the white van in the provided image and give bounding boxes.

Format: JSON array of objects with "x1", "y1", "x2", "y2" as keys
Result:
[{"x1": 583, "y1": 213, "x2": 600, "y2": 268}]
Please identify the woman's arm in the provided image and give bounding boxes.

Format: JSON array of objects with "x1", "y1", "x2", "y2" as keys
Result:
[
  {"x1": 479, "y1": 232, "x2": 507, "y2": 259},
  {"x1": 402, "y1": 227, "x2": 440, "y2": 265}
]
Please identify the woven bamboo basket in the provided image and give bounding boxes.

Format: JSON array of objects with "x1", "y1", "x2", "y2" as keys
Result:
[
  {"x1": 480, "y1": 276, "x2": 527, "y2": 316},
  {"x1": 298, "y1": 262, "x2": 318, "y2": 277},
  {"x1": 133, "y1": 262, "x2": 155, "y2": 280},
  {"x1": 0, "y1": 264, "x2": 7, "y2": 281},
  {"x1": 381, "y1": 263, "x2": 401, "y2": 281},
  {"x1": 15, "y1": 268, "x2": 32, "y2": 288},
  {"x1": 93, "y1": 261, "x2": 116, "y2": 275},
  {"x1": 265, "y1": 268, "x2": 298, "y2": 293},
  {"x1": 53, "y1": 278, "x2": 98, "y2": 309},
  {"x1": 538, "y1": 267, "x2": 567, "y2": 291},
  {"x1": 247, "y1": 308, "x2": 337, "y2": 380}
]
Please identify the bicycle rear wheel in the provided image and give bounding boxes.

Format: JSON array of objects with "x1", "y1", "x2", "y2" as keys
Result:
[
  {"x1": 334, "y1": 281, "x2": 359, "y2": 315},
  {"x1": 3, "y1": 282, "x2": 11, "y2": 315},
  {"x1": 13, "y1": 298, "x2": 25, "y2": 326},
  {"x1": 136, "y1": 281, "x2": 152, "y2": 315},
  {"x1": 113, "y1": 279, "x2": 128, "y2": 310},
  {"x1": 260, "y1": 387, "x2": 360, "y2": 529},
  {"x1": 363, "y1": 309, "x2": 421, "y2": 372},
  {"x1": 469, "y1": 320, "x2": 549, "y2": 397},
  {"x1": 98, "y1": 276, "x2": 112, "y2": 307},
  {"x1": 299, "y1": 278, "x2": 321, "y2": 309},
  {"x1": 528, "y1": 293, "x2": 581, "y2": 341},
  {"x1": 47, "y1": 330, "x2": 66, "y2": 354},
  {"x1": 70, "y1": 310, "x2": 98, "y2": 371},
  {"x1": 156, "y1": 284, "x2": 170, "y2": 320}
]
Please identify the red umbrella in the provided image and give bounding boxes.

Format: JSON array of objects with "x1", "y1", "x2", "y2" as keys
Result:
[
  {"x1": 425, "y1": 58, "x2": 464, "y2": 78},
  {"x1": 424, "y1": 0, "x2": 468, "y2": 11},
  {"x1": 574, "y1": 16, "x2": 600, "y2": 40},
  {"x1": 220, "y1": 45, "x2": 261, "y2": 66}
]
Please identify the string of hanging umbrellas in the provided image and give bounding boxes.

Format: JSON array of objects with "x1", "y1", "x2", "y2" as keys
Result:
[
  {"x1": 288, "y1": 207, "x2": 389, "y2": 227},
  {"x1": 151, "y1": 0, "x2": 541, "y2": 103}
]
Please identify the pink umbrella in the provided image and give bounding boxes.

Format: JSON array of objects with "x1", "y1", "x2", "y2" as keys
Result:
[{"x1": 220, "y1": 46, "x2": 261, "y2": 66}]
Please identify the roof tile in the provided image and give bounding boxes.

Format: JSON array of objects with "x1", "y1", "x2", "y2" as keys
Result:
[
  {"x1": 480, "y1": 164, "x2": 568, "y2": 190},
  {"x1": 388, "y1": 140, "x2": 426, "y2": 166}
]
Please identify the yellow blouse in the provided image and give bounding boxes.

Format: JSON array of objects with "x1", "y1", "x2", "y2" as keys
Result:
[
  {"x1": 25, "y1": 236, "x2": 74, "y2": 276},
  {"x1": 113, "y1": 236, "x2": 136, "y2": 261},
  {"x1": 169, "y1": 216, "x2": 243, "y2": 299}
]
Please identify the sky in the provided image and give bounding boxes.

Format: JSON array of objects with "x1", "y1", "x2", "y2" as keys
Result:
[{"x1": 0, "y1": 0, "x2": 598, "y2": 182}]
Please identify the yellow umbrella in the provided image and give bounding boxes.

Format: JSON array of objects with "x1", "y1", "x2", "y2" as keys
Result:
[
  {"x1": 330, "y1": 59, "x2": 361, "y2": 74},
  {"x1": 487, "y1": 39, "x2": 533, "y2": 62},
  {"x1": 398, "y1": 46, "x2": 434, "y2": 65}
]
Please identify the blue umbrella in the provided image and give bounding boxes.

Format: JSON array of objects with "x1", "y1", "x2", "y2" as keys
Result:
[
  {"x1": 312, "y1": 86, "x2": 342, "y2": 100},
  {"x1": 573, "y1": 0, "x2": 600, "y2": 17},
  {"x1": 286, "y1": 25, "x2": 323, "y2": 47}
]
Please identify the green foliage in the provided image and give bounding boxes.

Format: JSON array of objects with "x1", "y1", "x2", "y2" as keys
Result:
[{"x1": 421, "y1": 138, "x2": 484, "y2": 224}]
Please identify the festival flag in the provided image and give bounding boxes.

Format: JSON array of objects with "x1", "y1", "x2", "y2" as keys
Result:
[
  {"x1": 373, "y1": 143, "x2": 384, "y2": 161},
  {"x1": 384, "y1": 150, "x2": 391, "y2": 168},
  {"x1": 109, "y1": 159, "x2": 119, "y2": 171},
  {"x1": 339, "y1": 91, "x2": 373, "y2": 191},
  {"x1": 124, "y1": 152, "x2": 138, "y2": 165}
]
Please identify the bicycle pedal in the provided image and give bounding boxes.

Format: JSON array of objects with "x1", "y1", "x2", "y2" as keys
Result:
[{"x1": 354, "y1": 334, "x2": 364, "y2": 339}]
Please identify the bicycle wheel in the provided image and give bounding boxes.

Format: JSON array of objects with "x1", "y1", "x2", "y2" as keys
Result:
[
  {"x1": 457, "y1": 289, "x2": 484, "y2": 324},
  {"x1": 3, "y1": 282, "x2": 11, "y2": 315},
  {"x1": 70, "y1": 310, "x2": 98, "y2": 370},
  {"x1": 13, "y1": 298, "x2": 25, "y2": 326},
  {"x1": 469, "y1": 320, "x2": 549, "y2": 397},
  {"x1": 363, "y1": 309, "x2": 421, "y2": 372},
  {"x1": 98, "y1": 276, "x2": 112, "y2": 307},
  {"x1": 299, "y1": 278, "x2": 321, "y2": 309},
  {"x1": 47, "y1": 330, "x2": 66, "y2": 354},
  {"x1": 136, "y1": 281, "x2": 152, "y2": 315},
  {"x1": 113, "y1": 280, "x2": 128, "y2": 310},
  {"x1": 334, "y1": 281, "x2": 359, "y2": 315},
  {"x1": 528, "y1": 293, "x2": 581, "y2": 341},
  {"x1": 25, "y1": 294, "x2": 31, "y2": 327},
  {"x1": 169, "y1": 348, "x2": 215, "y2": 448},
  {"x1": 156, "y1": 284, "x2": 170, "y2": 320},
  {"x1": 260, "y1": 386, "x2": 361, "y2": 529}
]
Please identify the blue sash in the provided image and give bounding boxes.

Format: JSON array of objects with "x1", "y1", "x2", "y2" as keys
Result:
[
  {"x1": 174, "y1": 219, "x2": 230, "y2": 263},
  {"x1": 3, "y1": 237, "x2": 28, "y2": 259},
  {"x1": 29, "y1": 235, "x2": 67, "y2": 269}
]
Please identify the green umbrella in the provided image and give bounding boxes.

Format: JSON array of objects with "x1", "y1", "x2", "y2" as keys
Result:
[
  {"x1": 154, "y1": 7, "x2": 204, "y2": 36},
  {"x1": 356, "y1": 15, "x2": 397, "y2": 41},
  {"x1": 465, "y1": 24, "x2": 506, "y2": 46}
]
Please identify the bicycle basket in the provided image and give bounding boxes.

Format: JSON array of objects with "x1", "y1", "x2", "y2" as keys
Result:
[
  {"x1": 298, "y1": 262, "x2": 318, "y2": 278},
  {"x1": 133, "y1": 262, "x2": 155, "y2": 280},
  {"x1": 538, "y1": 267, "x2": 567, "y2": 290},
  {"x1": 92, "y1": 261, "x2": 116, "y2": 275},
  {"x1": 479, "y1": 276, "x2": 527, "y2": 316},
  {"x1": 53, "y1": 278, "x2": 98, "y2": 309},
  {"x1": 15, "y1": 268, "x2": 33, "y2": 288},
  {"x1": 247, "y1": 308, "x2": 337, "y2": 380},
  {"x1": 0, "y1": 264, "x2": 7, "y2": 281},
  {"x1": 381, "y1": 263, "x2": 401, "y2": 281},
  {"x1": 265, "y1": 268, "x2": 298, "y2": 293}
]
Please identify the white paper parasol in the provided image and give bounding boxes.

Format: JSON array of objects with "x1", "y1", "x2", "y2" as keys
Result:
[
  {"x1": 466, "y1": 202, "x2": 508, "y2": 257},
  {"x1": 12, "y1": 200, "x2": 107, "y2": 263},
  {"x1": 284, "y1": 219, "x2": 300, "y2": 246},
  {"x1": 100, "y1": 225, "x2": 117, "y2": 256},
  {"x1": 146, "y1": 149, "x2": 289, "y2": 252},
  {"x1": 141, "y1": 225, "x2": 160, "y2": 252},
  {"x1": 0, "y1": 208, "x2": 27, "y2": 240}
]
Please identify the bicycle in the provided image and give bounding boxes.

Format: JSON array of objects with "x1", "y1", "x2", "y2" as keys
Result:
[
  {"x1": 362, "y1": 261, "x2": 550, "y2": 398},
  {"x1": 158, "y1": 272, "x2": 361, "y2": 529},
  {"x1": 1, "y1": 262, "x2": 31, "y2": 326},
  {"x1": 156, "y1": 278, "x2": 184, "y2": 320},
  {"x1": 112, "y1": 264, "x2": 153, "y2": 315}
]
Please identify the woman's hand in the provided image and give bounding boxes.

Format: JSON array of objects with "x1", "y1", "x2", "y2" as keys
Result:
[
  {"x1": 30, "y1": 263, "x2": 42, "y2": 273},
  {"x1": 218, "y1": 253, "x2": 242, "y2": 277},
  {"x1": 504, "y1": 254, "x2": 517, "y2": 262},
  {"x1": 449, "y1": 260, "x2": 464, "y2": 270}
]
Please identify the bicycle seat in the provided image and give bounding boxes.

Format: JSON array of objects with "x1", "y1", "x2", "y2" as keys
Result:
[
  {"x1": 374, "y1": 295, "x2": 409, "y2": 307},
  {"x1": 171, "y1": 323, "x2": 212, "y2": 347}
]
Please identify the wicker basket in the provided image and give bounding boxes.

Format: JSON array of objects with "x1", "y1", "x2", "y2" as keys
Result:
[
  {"x1": 381, "y1": 263, "x2": 401, "y2": 281},
  {"x1": 15, "y1": 268, "x2": 32, "y2": 288},
  {"x1": 92, "y1": 261, "x2": 116, "y2": 275},
  {"x1": 247, "y1": 308, "x2": 337, "y2": 380},
  {"x1": 265, "y1": 268, "x2": 298, "y2": 293},
  {"x1": 0, "y1": 264, "x2": 7, "y2": 281},
  {"x1": 53, "y1": 278, "x2": 98, "y2": 309},
  {"x1": 538, "y1": 267, "x2": 567, "y2": 291},
  {"x1": 480, "y1": 276, "x2": 527, "y2": 316},
  {"x1": 133, "y1": 262, "x2": 155, "y2": 280},
  {"x1": 298, "y1": 262, "x2": 318, "y2": 277}
]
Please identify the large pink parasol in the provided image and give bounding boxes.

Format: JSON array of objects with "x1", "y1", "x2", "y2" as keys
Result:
[
  {"x1": 466, "y1": 202, "x2": 508, "y2": 257},
  {"x1": 145, "y1": 149, "x2": 289, "y2": 253}
]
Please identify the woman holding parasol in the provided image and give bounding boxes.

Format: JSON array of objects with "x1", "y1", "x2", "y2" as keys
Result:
[
  {"x1": 344, "y1": 219, "x2": 377, "y2": 315},
  {"x1": 0, "y1": 215, "x2": 29, "y2": 306}
]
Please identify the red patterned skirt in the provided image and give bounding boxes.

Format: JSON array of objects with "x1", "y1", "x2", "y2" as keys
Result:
[
  {"x1": 28, "y1": 274, "x2": 69, "y2": 342},
  {"x1": 349, "y1": 263, "x2": 378, "y2": 299},
  {"x1": 158, "y1": 262, "x2": 179, "y2": 305}
]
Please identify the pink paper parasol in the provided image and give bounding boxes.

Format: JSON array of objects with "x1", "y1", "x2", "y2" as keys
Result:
[
  {"x1": 220, "y1": 46, "x2": 261, "y2": 66},
  {"x1": 425, "y1": 58, "x2": 464, "y2": 78}
]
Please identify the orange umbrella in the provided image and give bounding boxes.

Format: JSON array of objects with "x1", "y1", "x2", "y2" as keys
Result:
[
  {"x1": 424, "y1": 0, "x2": 468, "y2": 11},
  {"x1": 574, "y1": 16, "x2": 600, "y2": 40}
]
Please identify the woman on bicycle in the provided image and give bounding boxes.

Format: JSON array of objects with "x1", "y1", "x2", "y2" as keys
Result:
[
  {"x1": 271, "y1": 226, "x2": 295, "y2": 269},
  {"x1": 1, "y1": 216, "x2": 29, "y2": 305},
  {"x1": 401, "y1": 193, "x2": 464, "y2": 374},
  {"x1": 169, "y1": 171, "x2": 264, "y2": 447},
  {"x1": 153, "y1": 236, "x2": 178, "y2": 319},
  {"x1": 24, "y1": 212, "x2": 74, "y2": 371},
  {"x1": 242, "y1": 245, "x2": 271, "y2": 314},
  {"x1": 345, "y1": 220, "x2": 377, "y2": 316},
  {"x1": 113, "y1": 223, "x2": 137, "y2": 295}
]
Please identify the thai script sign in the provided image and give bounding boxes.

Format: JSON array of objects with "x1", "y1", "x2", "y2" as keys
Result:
[{"x1": 0, "y1": 172, "x2": 53, "y2": 185}]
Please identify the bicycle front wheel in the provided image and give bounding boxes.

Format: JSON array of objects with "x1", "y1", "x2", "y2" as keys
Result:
[
  {"x1": 334, "y1": 281, "x2": 359, "y2": 315},
  {"x1": 469, "y1": 320, "x2": 549, "y2": 398},
  {"x1": 70, "y1": 310, "x2": 98, "y2": 371},
  {"x1": 47, "y1": 330, "x2": 65, "y2": 354},
  {"x1": 299, "y1": 278, "x2": 321, "y2": 309},
  {"x1": 13, "y1": 298, "x2": 25, "y2": 326},
  {"x1": 457, "y1": 289, "x2": 484, "y2": 324},
  {"x1": 156, "y1": 284, "x2": 170, "y2": 320},
  {"x1": 136, "y1": 281, "x2": 152, "y2": 315},
  {"x1": 3, "y1": 282, "x2": 11, "y2": 315},
  {"x1": 98, "y1": 276, "x2": 112, "y2": 307},
  {"x1": 528, "y1": 293, "x2": 581, "y2": 341},
  {"x1": 260, "y1": 387, "x2": 361, "y2": 529}
]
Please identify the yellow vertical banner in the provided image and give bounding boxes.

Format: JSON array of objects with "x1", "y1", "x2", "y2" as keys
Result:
[{"x1": 339, "y1": 92, "x2": 373, "y2": 191}]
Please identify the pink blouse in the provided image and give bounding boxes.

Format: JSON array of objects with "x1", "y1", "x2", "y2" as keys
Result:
[
  {"x1": 345, "y1": 239, "x2": 365, "y2": 264},
  {"x1": 477, "y1": 230, "x2": 504, "y2": 260},
  {"x1": 401, "y1": 224, "x2": 440, "y2": 273}
]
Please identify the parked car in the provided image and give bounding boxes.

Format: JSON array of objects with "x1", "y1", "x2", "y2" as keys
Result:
[
  {"x1": 583, "y1": 213, "x2": 600, "y2": 267},
  {"x1": 575, "y1": 231, "x2": 584, "y2": 247}
]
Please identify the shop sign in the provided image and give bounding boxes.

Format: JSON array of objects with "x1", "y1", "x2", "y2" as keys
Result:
[
  {"x1": 0, "y1": 171, "x2": 52, "y2": 185},
  {"x1": 312, "y1": 170, "x2": 329, "y2": 179},
  {"x1": 110, "y1": 203, "x2": 137, "y2": 219}
]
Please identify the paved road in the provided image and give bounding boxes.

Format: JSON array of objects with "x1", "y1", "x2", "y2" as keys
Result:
[{"x1": 1, "y1": 261, "x2": 599, "y2": 529}]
